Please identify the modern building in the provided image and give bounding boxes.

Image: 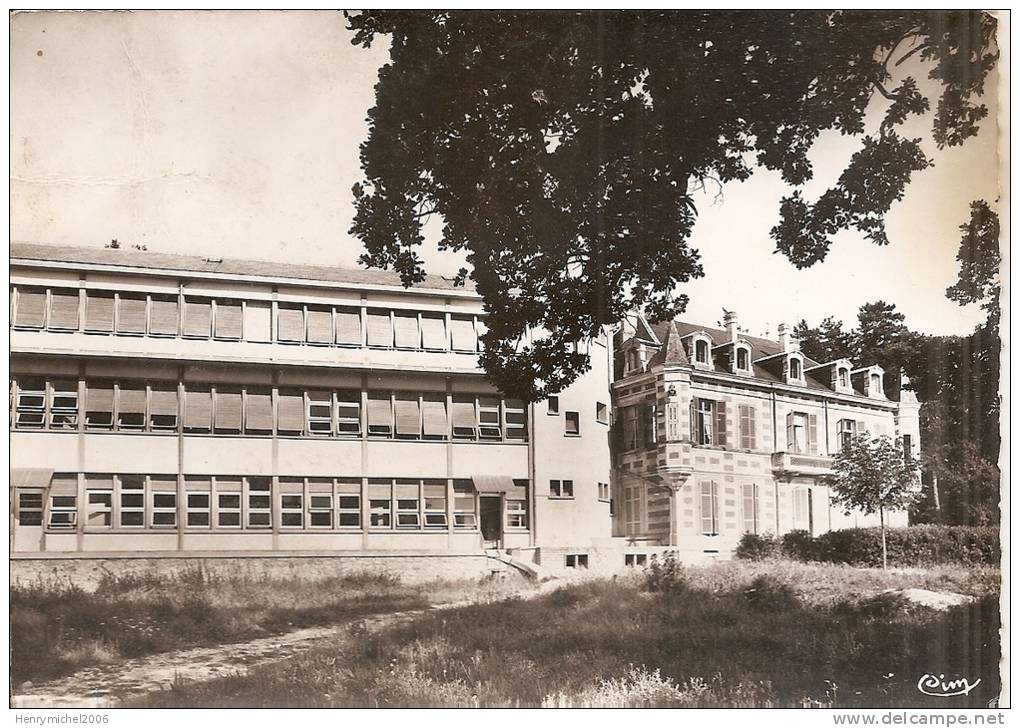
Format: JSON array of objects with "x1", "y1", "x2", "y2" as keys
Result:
[
  {"x1": 611, "y1": 312, "x2": 920, "y2": 561},
  {"x1": 9, "y1": 243, "x2": 612, "y2": 574},
  {"x1": 9, "y1": 243, "x2": 919, "y2": 575}
]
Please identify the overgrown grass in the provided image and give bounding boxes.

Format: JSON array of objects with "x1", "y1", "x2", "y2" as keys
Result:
[
  {"x1": 138, "y1": 560, "x2": 1000, "y2": 709},
  {"x1": 11, "y1": 567, "x2": 531, "y2": 685}
]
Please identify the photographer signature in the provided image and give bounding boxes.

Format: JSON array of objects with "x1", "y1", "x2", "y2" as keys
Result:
[{"x1": 917, "y1": 673, "x2": 982, "y2": 697}]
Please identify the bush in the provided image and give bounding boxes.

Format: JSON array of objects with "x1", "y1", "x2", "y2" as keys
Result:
[
  {"x1": 743, "y1": 574, "x2": 799, "y2": 612},
  {"x1": 781, "y1": 529, "x2": 818, "y2": 561},
  {"x1": 643, "y1": 551, "x2": 688, "y2": 593},
  {"x1": 786, "y1": 526, "x2": 999, "y2": 567},
  {"x1": 734, "y1": 533, "x2": 779, "y2": 561}
]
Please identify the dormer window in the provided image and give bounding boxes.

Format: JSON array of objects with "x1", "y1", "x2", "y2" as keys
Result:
[
  {"x1": 695, "y1": 339, "x2": 708, "y2": 364},
  {"x1": 788, "y1": 356, "x2": 802, "y2": 381},
  {"x1": 736, "y1": 346, "x2": 750, "y2": 372},
  {"x1": 838, "y1": 367, "x2": 850, "y2": 389},
  {"x1": 870, "y1": 373, "x2": 881, "y2": 393}
]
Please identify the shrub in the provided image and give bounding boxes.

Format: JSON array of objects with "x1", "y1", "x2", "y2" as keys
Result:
[
  {"x1": 743, "y1": 574, "x2": 799, "y2": 612},
  {"x1": 791, "y1": 526, "x2": 1000, "y2": 567},
  {"x1": 734, "y1": 532, "x2": 779, "y2": 561},
  {"x1": 643, "y1": 551, "x2": 688, "y2": 593},
  {"x1": 781, "y1": 529, "x2": 818, "y2": 561}
]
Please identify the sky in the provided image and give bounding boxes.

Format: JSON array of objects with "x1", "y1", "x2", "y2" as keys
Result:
[{"x1": 10, "y1": 10, "x2": 1002, "y2": 338}]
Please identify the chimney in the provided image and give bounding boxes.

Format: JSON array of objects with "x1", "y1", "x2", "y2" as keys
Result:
[
  {"x1": 723, "y1": 310, "x2": 738, "y2": 342},
  {"x1": 777, "y1": 323, "x2": 789, "y2": 352}
]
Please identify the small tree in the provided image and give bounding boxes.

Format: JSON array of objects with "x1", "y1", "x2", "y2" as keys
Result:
[{"x1": 831, "y1": 434, "x2": 921, "y2": 569}]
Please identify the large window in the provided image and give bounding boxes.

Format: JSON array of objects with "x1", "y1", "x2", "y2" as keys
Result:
[
  {"x1": 117, "y1": 385, "x2": 147, "y2": 431},
  {"x1": 453, "y1": 480, "x2": 477, "y2": 529},
  {"x1": 85, "y1": 382, "x2": 114, "y2": 430},
  {"x1": 17, "y1": 491, "x2": 43, "y2": 526},
  {"x1": 150, "y1": 295, "x2": 179, "y2": 336},
  {"x1": 736, "y1": 346, "x2": 751, "y2": 372},
  {"x1": 308, "y1": 479, "x2": 334, "y2": 528},
  {"x1": 85, "y1": 476, "x2": 113, "y2": 527},
  {"x1": 694, "y1": 398, "x2": 725, "y2": 447},
  {"x1": 367, "y1": 393, "x2": 393, "y2": 438},
  {"x1": 117, "y1": 295, "x2": 147, "y2": 335},
  {"x1": 565, "y1": 411, "x2": 580, "y2": 436},
  {"x1": 119, "y1": 474, "x2": 146, "y2": 527},
  {"x1": 838, "y1": 419, "x2": 857, "y2": 452},
  {"x1": 216, "y1": 478, "x2": 243, "y2": 527},
  {"x1": 247, "y1": 477, "x2": 272, "y2": 528},
  {"x1": 786, "y1": 412, "x2": 816, "y2": 454},
  {"x1": 700, "y1": 480, "x2": 719, "y2": 536},
  {"x1": 738, "y1": 404, "x2": 756, "y2": 450},
  {"x1": 150, "y1": 477, "x2": 177, "y2": 528},
  {"x1": 305, "y1": 306, "x2": 333, "y2": 345},
  {"x1": 183, "y1": 298, "x2": 212, "y2": 338},
  {"x1": 395, "y1": 480, "x2": 421, "y2": 528},
  {"x1": 279, "y1": 479, "x2": 304, "y2": 528},
  {"x1": 49, "y1": 289, "x2": 80, "y2": 330},
  {"x1": 85, "y1": 292, "x2": 115, "y2": 333},
  {"x1": 423, "y1": 481, "x2": 447, "y2": 528},
  {"x1": 368, "y1": 480, "x2": 392, "y2": 528},
  {"x1": 214, "y1": 300, "x2": 243, "y2": 340},
  {"x1": 550, "y1": 479, "x2": 573, "y2": 498},
  {"x1": 742, "y1": 483, "x2": 760, "y2": 535},
  {"x1": 14, "y1": 287, "x2": 46, "y2": 328},
  {"x1": 15, "y1": 378, "x2": 46, "y2": 428},
  {"x1": 337, "y1": 480, "x2": 361, "y2": 528}
]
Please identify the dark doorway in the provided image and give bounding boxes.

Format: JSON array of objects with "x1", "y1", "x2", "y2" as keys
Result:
[{"x1": 479, "y1": 495, "x2": 502, "y2": 547}]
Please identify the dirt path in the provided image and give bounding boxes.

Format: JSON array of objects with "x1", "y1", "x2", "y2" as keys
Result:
[{"x1": 12, "y1": 578, "x2": 566, "y2": 709}]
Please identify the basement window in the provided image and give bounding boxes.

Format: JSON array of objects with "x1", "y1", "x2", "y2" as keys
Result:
[
  {"x1": 625, "y1": 554, "x2": 648, "y2": 567},
  {"x1": 565, "y1": 553, "x2": 589, "y2": 569}
]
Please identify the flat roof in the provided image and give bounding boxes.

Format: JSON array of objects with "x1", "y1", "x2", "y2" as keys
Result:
[{"x1": 10, "y1": 242, "x2": 473, "y2": 295}]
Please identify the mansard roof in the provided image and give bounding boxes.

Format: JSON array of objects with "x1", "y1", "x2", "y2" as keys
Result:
[
  {"x1": 10, "y1": 242, "x2": 470, "y2": 294},
  {"x1": 647, "y1": 319, "x2": 872, "y2": 397}
]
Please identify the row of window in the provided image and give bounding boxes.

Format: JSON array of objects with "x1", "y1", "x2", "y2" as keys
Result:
[
  {"x1": 619, "y1": 396, "x2": 881, "y2": 455},
  {"x1": 16, "y1": 475, "x2": 528, "y2": 532},
  {"x1": 10, "y1": 285, "x2": 488, "y2": 353},
  {"x1": 10, "y1": 377, "x2": 527, "y2": 442}
]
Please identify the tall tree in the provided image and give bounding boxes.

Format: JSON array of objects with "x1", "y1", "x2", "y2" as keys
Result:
[
  {"x1": 346, "y1": 10, "x2": 998, "y2": 400},
  {"x1": 793, "y1": 316, "x2": 854, "y2": 364},
  {"x1": 831, "y1": 434, "x2": 922, "y2": 569}
]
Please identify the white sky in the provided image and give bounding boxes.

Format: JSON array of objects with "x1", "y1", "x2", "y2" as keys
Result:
[{"x1": 10, "y1": 10, "x2": 1000, "y2": 337}]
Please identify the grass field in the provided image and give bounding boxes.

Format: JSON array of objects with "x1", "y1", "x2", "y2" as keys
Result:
[
  {"x1": 11, "y1": 567, "x2": 531, "y2": 685},
  {"x1": 137, "y1": 559, "x2": 1001, "y2": 708}
]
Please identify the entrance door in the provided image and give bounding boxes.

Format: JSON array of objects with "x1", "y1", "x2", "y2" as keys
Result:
[{"x1": 479, "y1": 495, "x2": 502, "y2": 548}]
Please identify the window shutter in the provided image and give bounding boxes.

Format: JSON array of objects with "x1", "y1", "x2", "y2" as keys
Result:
[
  {"x1": 214, "y1": 301, "x2": 242, "y2": 339},
  {"x1": 277, "y1": 391, "x2": 304, "y2": 433},
  {"x1": 367, "y1": 395, "x2": 392, "y2": 430},
  {"x1": 450, "y1": 317, "x2": 475, "y2": 351},
  {"x1": 421, "y1": 315, "x2": 446, "y2": 350},
  {"x1": 49, "y1": 289, "x2": 80, "y2": 329},
  {"x1": 690, "y1": 399, "x2": 697, "y2": 444},
  {"x1": 184, "y1": 388, "x2": 212, "y2": 430},
  {"x1": 786, "y1": 412, "x2": 795, "y2": 451},
  {"x1": 335, "y1": 309, "x2": 362, "y2": 345},
  {"x1": 86, "y1": 384, "x2": 114, "y2": 412},
  {"x1": 700, "y1": 481, "x2": 714, "y2": 534},
  {"x1": 393, "y1": 313, "x2": 420, "y2": 349},
  {"x1": 15, "y1": 288, "x2": 46, "y2": 327},
  {"x1": 714, "y1": 404, "x2": 726, "y2": 447},
  {"x1": 150, "y1": 296, "x2": 179, "y2": 335},
  {"x1": 857, "y1": 420, "x2": 867, "y2": 438},
  {"x1": 421, "y1": 395, "x2": 448, "y2": 437},
  {"x1": 118, "y1": 386, "x2": 146, "y2": 415},
  {"x1": 215, "y1": 389, "x2": 242, "y2": 430},
  {"x1": 183, "y1": 299, "x2": 211, "y2": 337},
  {"x1": 245, "y1": 390, "x2": 273, "y2": 431},
  {"x1": 117, "y1": 296, "x2": 147, "y2": 334},
  {"x1": 243, "y1": 302, "x2": 271, "y2": 343},
  {"x1": 393, "y1": 395, "x2": 421, "y2": 436},
  {"x1": 451, "y1": 397, "x2": 476, "y2": 432},
  {"x1": 277, "y1": 305, "x2": 304, "y2": 342},
  {"x1": 306, "y1": 307, "x2": 333, "y2": 344},
  {"x1": 150, "y1": 386, "x2": 178, "y2": 416},
  {"x1": 808, "y1": 414, "x2": 818, "y2": 453},
  {"x1": 366, "y1": 311, "x2": 393, "y2": 347},
  {"x1": 85, "y1": 292, "x2": 115, "y2": 332}
]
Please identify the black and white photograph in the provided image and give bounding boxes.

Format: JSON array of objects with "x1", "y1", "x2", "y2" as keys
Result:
[{"x1": 7, "y1": 8, "x2": 1007, "y2": 714}]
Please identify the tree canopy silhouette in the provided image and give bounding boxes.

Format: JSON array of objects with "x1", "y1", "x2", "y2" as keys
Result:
[{"x1": 346, "y1": 10, "x2": 998, "y2": 400}]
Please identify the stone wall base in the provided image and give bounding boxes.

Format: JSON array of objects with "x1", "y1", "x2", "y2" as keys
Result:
[{"x1": 10, "y1": 552, "x2": 512, "y2": 591}]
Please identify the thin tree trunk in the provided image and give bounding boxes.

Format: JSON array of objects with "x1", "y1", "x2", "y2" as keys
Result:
[
  {"x1": 932, "y1": 474, "x2": 942, "y2": 519},
  {"x1": 880, "y1": 505, "x2": 887, "y2": 570}
]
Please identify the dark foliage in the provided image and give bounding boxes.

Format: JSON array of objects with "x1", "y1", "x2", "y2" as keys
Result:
[
  {"x1": 779, "y1": 526, "x2": 999, "y2": 567},
  {"x1": 734, "y1": 532, "x2": 780, "y2": 561},
  {"x1": 345, "y1": 10, "x2": 997, "y2": 400}
]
